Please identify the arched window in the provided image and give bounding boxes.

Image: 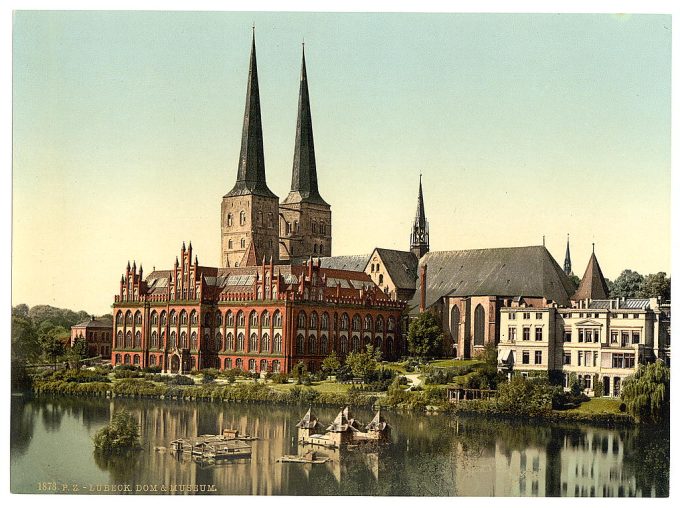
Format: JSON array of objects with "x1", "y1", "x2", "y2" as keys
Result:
[
  {"x1": 474, "y1": 304, "x2": 486, "y2": 346},
  {"x1": 237, "y1": 333, "x2": 244, "y2": 351},
  {"x1": 451, "y1": 306, "x2": 460, "y2": 345},
  {"x1": 227, "y1": 213, "x2": 233, "y2": 227},
  {"x1": 204, "y1": 312, "x2": 212, "y2": 326},
  {"x1": 297, "y1": 311, "x2": 307, "y2": 329},
  {"x1": 235, "y1": 358, "x2": 243, "y2": 370},
  {"x1": 376, "y1": 315, "x2": 385, "y2": 332},
  {"x1": 249, "y1": 333, "x2": 258, "y2": 352},
  {"x1": 240, "y1": 238, "x2": 246, "y2": 249},
  {"x1": 257, "y1": 211, "x2": 263, "y2": 227},
  {"x1": 116, "y1": 331, "x2": 123, "y2": 348},
  {"x1": 274, "y1": 333, "x2": 282, "y2": 353},
  {"x1": 378, "y1": 274, "x2": 384, "y2": 285},
  {"x1": 296, "y1": 334, "x2": 305, "y2": 354},
  {"x1": 321, "y1": 313, "x2": 329, "y2": 330},
  {"x1": 386, "y1": 337, "x2": 393, "y2": 354},
  {"x1": 260, "y1": 359, "x2": 268, "y2": 372},
  {"x1": 150, "y1": 311, "x2": 158, "y2": 325},
  {"x1": 115, "y1": 354, "x2": 122, "y2": 365},
  {"x1": 261, "y1": 333, "x2": 270, "y2": 352},
  {"x1": 249, "y1": 311, "x2": 258, "y2": 327},
  {"x1": 226, "y1": 332, "x2": 234, "y2": 351},
  {"x1": 352, "y1": 314, "x2": 361, "y2": 331},
  {"x1": 364, "y1": 315, "x2": 373, "y2": 331},
  {"x1": 375, "y1": 337, "x2": 383, "y2": 350},
  {"x1": 134, "y1": 311, "x2": 142, "y2": 326},
  {"x1": 215, "y1": 332, "x2": 223, "y2": 351},
  {"x1": 228, "y1": 239, "x2": 233, "y2": 249},
  {"x1": 170, "y1": 331, "x2": 177, "y2": 348},
  {"x1": 149, "y1": 355, "x2": 156, "y2": 366},
  {"x1": 320, "y1": 244, "x2": 324, "y2": 255},
  {"x1": 215, "y1": 312, "x2": 222, "y2": 326},
  {"x1": 237, "y1": 311, "x2": 245, "y2": 327},
  {"x1": 133, "y1": 355, "x2": 140, "y2": 365},
  {"x1": 180, "y1": 332, "x2": 188, "y2": 349},
  {"x1": 170, "y1": 310, "x2": 177, "y2": 325},
  {"x1": 310, "y1": 312, "x2": 318, "y2": 329},
  {"x1": 273, "y1": 310, "x2": 283, "y2": 328},
  {"x1": 261, "y1": 311, "x2": 270, "y2": 327},
  {"x1": 268, "y1": 212, "x2": 274, "y2": 228},
  {"x1": 204, "y1": 330, "x2": 211, "y2": 349},
  {"x1": 387, "y1": 317, "x2": 396, "y2": 332},
  {"x1": 340, "y1": 336, "x2": 348, "y2": 354},
  {"x1": 151, "y1": 331, "x2": 158, "y2": 348},
  {"x1": 226, "y1": 311, "x2": 234, "y2": 326},
  {"x1": 159, "y1": 332, "x2": 165, "y2": 349},
  {"x1": 272, "y1": 360, "x2": 280, "y2": 373},
  {"x1": 308, "y1": 335, "x2": 317, "y2": 355},
  {"x1": 248, "y1": 359, "x2": 256, "y2": 371},
  {"x1": 125, "y1": 331, "x2": 132, "y2": 348},
  {"x1": 352, "y1": 335, "x2": 360, "y2": 352},
  {"x1": 239, "y1": 210, "x2": 246, "y2": 226},
  {"x1": 180, "y1": 310, "x2": 188, "y2": 325},
  {"x1": 363, "y1": 335, "x2": 371, "y2": 349},
  {"x1": 125, "y1": 311, "x2": 132, "y2": 325},
  {"x1": 340, "y1": 313, "x2": 349, "y2": 330},
  {"x1": 320, "y1": 335, "x2": 328, "y2": 355},
  {"x1": 124, "y1": 354, "x2": 130, "y2": 364},
  {"x1": 190, "y1": 311, "x2": 197, "y2": 325},
  {"x1": 116, "y1": 312, "x2": 123, "y2": 325},
  {"x1": 224, "y1": 358, "x2": 232, "y2": 370}
]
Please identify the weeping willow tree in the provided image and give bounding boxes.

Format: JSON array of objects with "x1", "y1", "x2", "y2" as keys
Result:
[{"x1": 621, "y1": 361, "x2": 670, "y2": 424}]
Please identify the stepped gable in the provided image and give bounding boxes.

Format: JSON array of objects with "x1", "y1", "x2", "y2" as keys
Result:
[{"x1": 409, "y1": 245, "x2": 577, "y2": 310}]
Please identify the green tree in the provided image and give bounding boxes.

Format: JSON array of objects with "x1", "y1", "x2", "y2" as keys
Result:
[
  {"x1": 639, "y1": 272, "x2": 671, "y2": 301},
  {"x1": 345, "y1": 344, "x2": 382, "y2": 381},
  {"x1": 622, "y1": 361, "x2": 670, "y2": 423},
  {"x1": 292, "y1": 361, "x2": 307, "y2": 384},
  {"x1": 610, "y1": 269, "x2": 644, "y2": 298},
  {"x1": 11, "y1": 312, "x2": 40, "y2": 389},
  {"x1": 496, "y1": 375, "x2": 558, "y2": 415},
  {"x1": 407, "y1": 312, "x2": 443, "y2": 359},
  {"x1": 93, "y1": 409, "x2": 142, "y2": 454},
  {"x1": 569, "y1": 372, "x2": 583, "y2": 396},
  {"x1": 568, "y1": 274, "x2": 581, "y2": 289},
  {"x1": 65, "y1": 338, "x2": 88, "y2": 369},
  {"x1": 321, "y1": 351, "x2": 341, "y2": 375},
  {"x1": 38, "y1": 325, "x2": 68, "y2": 368}
]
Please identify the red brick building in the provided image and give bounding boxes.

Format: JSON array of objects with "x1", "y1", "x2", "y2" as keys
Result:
[
  {"x1": 111, "y1": 243, "x2": 405, "y2": 374},
  {"x1": 71, "y1": 316, "x2": 113, "y2": 359}
]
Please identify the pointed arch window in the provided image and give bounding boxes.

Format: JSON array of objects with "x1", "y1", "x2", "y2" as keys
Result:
[
  {"x1": 250, "y1": 311, "x2": 258, "y2": 327},
  {"x1": 310, "y1": 312, "x2": 318, "y2": 329},
  {"x1": 296, "y1": 334, "x2": 305, "y2": 355},
  {"x1": 320, "y1": 335, "x2": 328, "y2": 355},
  {"x1": 308, "y1": 335, "x2": 317, "y2": 355},
  {"x1": 125, "y1": 331, "x2": 132, "y2": 348},
  {"x1": 451, "y1": 306, "x2": 460, "y2": 345},
  {"x1": 297, "y1": 311, "x2": 307, "y2": 329},
  {"x1": 273, "y1": 310, "x2": 283, "y2": 328},
  {"x1": 352, "y1": 314, "x2": 361, "y2": 331},
  {"x1": 151, "y1": 331, "x2": 158, "y2": 348},
  {"x1": 227, "y1": 213, "x2": 233, "y2": 227},
  {"x1": 226, "y1": 332, "x2": 234, "y2": 351},
  {"x1": 249, "y1": 333, "x2": 258, "y2": 352},
  {"x1": 364, "y1": 315, "x2": 373, "y2": 331},
  {"x1": 226, "y1": 311, "x2": 234, "y2": 326},
  {"x1": 352, "y1": 335, "x2": 360, "y2": 352},
  {"x1": 274, "y1": 333, "x2": 282, "y2": 353},
  {"x1": 237, "y1": 311, "x2": 245, "y2": 327},
  {"x1": 191, "y1": 332, "x2": 198, "y2": 350},
  {"x1": 116, "y1": 312, "x2": 123, "y2": 326},
  {"x1": 180, "y1": 310, "x2": 188, "y2": 325},
  {"x1": 262, "y1": 311, "x2": 270, "y2": 328},
  {"x1": 237, "y1": 333, "x2": 245, "y2": 351},
  {"x1": 261, "y1": 333, "x2": 270, "y2": 352},
  {"x1": 474, "y1": 304, "x2": 486, "y2": 346},
  {"x1": 321, "y1": 313, "x2": 329, "y2": 330},
  {"x1": 181, "y1": 332, "x2": 188, "y2": 349},
  {"x1": 340, "y1": 336, "x2": 348, "y2": 354}
]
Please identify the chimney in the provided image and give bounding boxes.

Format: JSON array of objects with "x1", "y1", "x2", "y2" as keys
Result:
[{"x1": 419, "y1": 264, "x2": 428, "y2": 313}]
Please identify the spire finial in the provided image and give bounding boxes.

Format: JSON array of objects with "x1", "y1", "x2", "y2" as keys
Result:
[
  {"x1": 592, "y1": 242, "x2": 595, "y2": 254},
  {"x1": 542, "y1": 235, "x2": 545, "y2": 247}
]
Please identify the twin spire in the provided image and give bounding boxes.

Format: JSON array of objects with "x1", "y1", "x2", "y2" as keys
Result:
[{"x1": 227, "y1": 33, "x2": 325, "y2": 205}]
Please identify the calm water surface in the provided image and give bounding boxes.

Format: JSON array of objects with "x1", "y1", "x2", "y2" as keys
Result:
[{"x1": 10, "y1": 394, "x2": 669, "y2": 496}]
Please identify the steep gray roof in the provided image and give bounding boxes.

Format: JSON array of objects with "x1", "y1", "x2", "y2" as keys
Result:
[
  {"x1": 373, "y1": 248, "x2": 418, "y2": 290},
  {"x1": 589, "y1": 298, "x2": 651, "y2": 310},
  {"x1": 409, "y1": 245, "x2": 576, "y2": 310},
  {"x1": 319, "y1": 254, "x2": 370, "y2": 272}
]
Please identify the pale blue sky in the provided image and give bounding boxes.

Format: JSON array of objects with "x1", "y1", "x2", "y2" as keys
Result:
[{"x1": 12, "y1": 11, "x2": 671, "y2": 314}]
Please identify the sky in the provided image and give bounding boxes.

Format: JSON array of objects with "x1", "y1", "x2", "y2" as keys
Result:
[{"x1": 10, "y1": 10, "x2": 672, "y2": 316}]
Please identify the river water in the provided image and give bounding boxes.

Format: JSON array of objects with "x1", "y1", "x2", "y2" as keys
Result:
[{"x1": 10, "y1": 394, "x2": 669, "y2": 496}]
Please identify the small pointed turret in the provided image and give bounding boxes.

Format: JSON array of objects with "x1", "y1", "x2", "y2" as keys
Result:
[
  {"x1": 225, "y1": 32, "x2": 276, "y2": 199},
  {"x1": 572, "y1": 247, "x2": 609, "y2": 301},
  {"x1": 410, "y1": 175, "x2": 430, "y2": 258},
  {"x1": 283, "y1": 44, "x2": 328, "y2": 206},
  {"x1": 563, "y1": 234, "x2": 572, "y2": 276}
]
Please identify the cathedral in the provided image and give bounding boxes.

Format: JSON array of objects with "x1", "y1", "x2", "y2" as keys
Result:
[
  {"x1": 220, "y1": 35, "x2": 331, "y2": 268},
  {"x1": 110, "y1": 35, "x2": 403, "y2": 374}
]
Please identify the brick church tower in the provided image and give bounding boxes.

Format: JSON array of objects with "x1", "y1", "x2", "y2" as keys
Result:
[
  {"x1": 221, "y1": 33, "x2": 280, "y2": 267},
  {"x1": 279, "y1": 46, "x2": 332, "y2": 263},
  {"x1": 410, "y1": 175, "x2": 429, "y2": 258}
]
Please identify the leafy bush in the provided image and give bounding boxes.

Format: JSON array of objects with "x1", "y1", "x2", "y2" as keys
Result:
[
  {"x1": 168, "y1": 375, "x2": 195, "y2": 386},
  {"x1": 271, "y1": 373, "x2": 289, "y2": 384},
  {"x1": 63, "y1": 369, "x2": 110, "y2": 384},
  {"x1": 142, "y1": 365, "x2": 162, "y2": 374},
  {"x1": 495, "y1": 376, "x2": 558, "y2": 416},
  {"x1": 93, "y1": 409, "x2": 141, "y2": 454}
]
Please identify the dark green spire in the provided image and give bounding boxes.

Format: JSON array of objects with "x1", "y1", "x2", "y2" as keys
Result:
[
  {"x1": 283, "y1": 45, "x2": 328, "y2": 206},
  {"x1": 225, "y1": 31, "x2": 277, "y2": 199}
]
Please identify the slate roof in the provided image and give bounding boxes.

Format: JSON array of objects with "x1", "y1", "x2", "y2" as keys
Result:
[
  {"x1": 73, "y1": 316, "x2": 112, "y2": 328},
  {"x1": 319, "y1": 254, "x2": 370, "y2": 272},
  {"x1": 373, "y1": 248, "x2": 418, "y2": 290},
  {"x1": 588, "y1": 298, "x2": 651, "y2": 310},
  {"x1": 409, "y1": 245, "x2": 576, "y2": 311},
  {"x1": 572, "y1": 252, "x2": 609, "y2": 301}
]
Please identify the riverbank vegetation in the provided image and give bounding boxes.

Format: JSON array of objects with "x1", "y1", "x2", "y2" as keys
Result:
[{"x1": 93, "y1": 409, "x2": 141, "y2": 454}]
